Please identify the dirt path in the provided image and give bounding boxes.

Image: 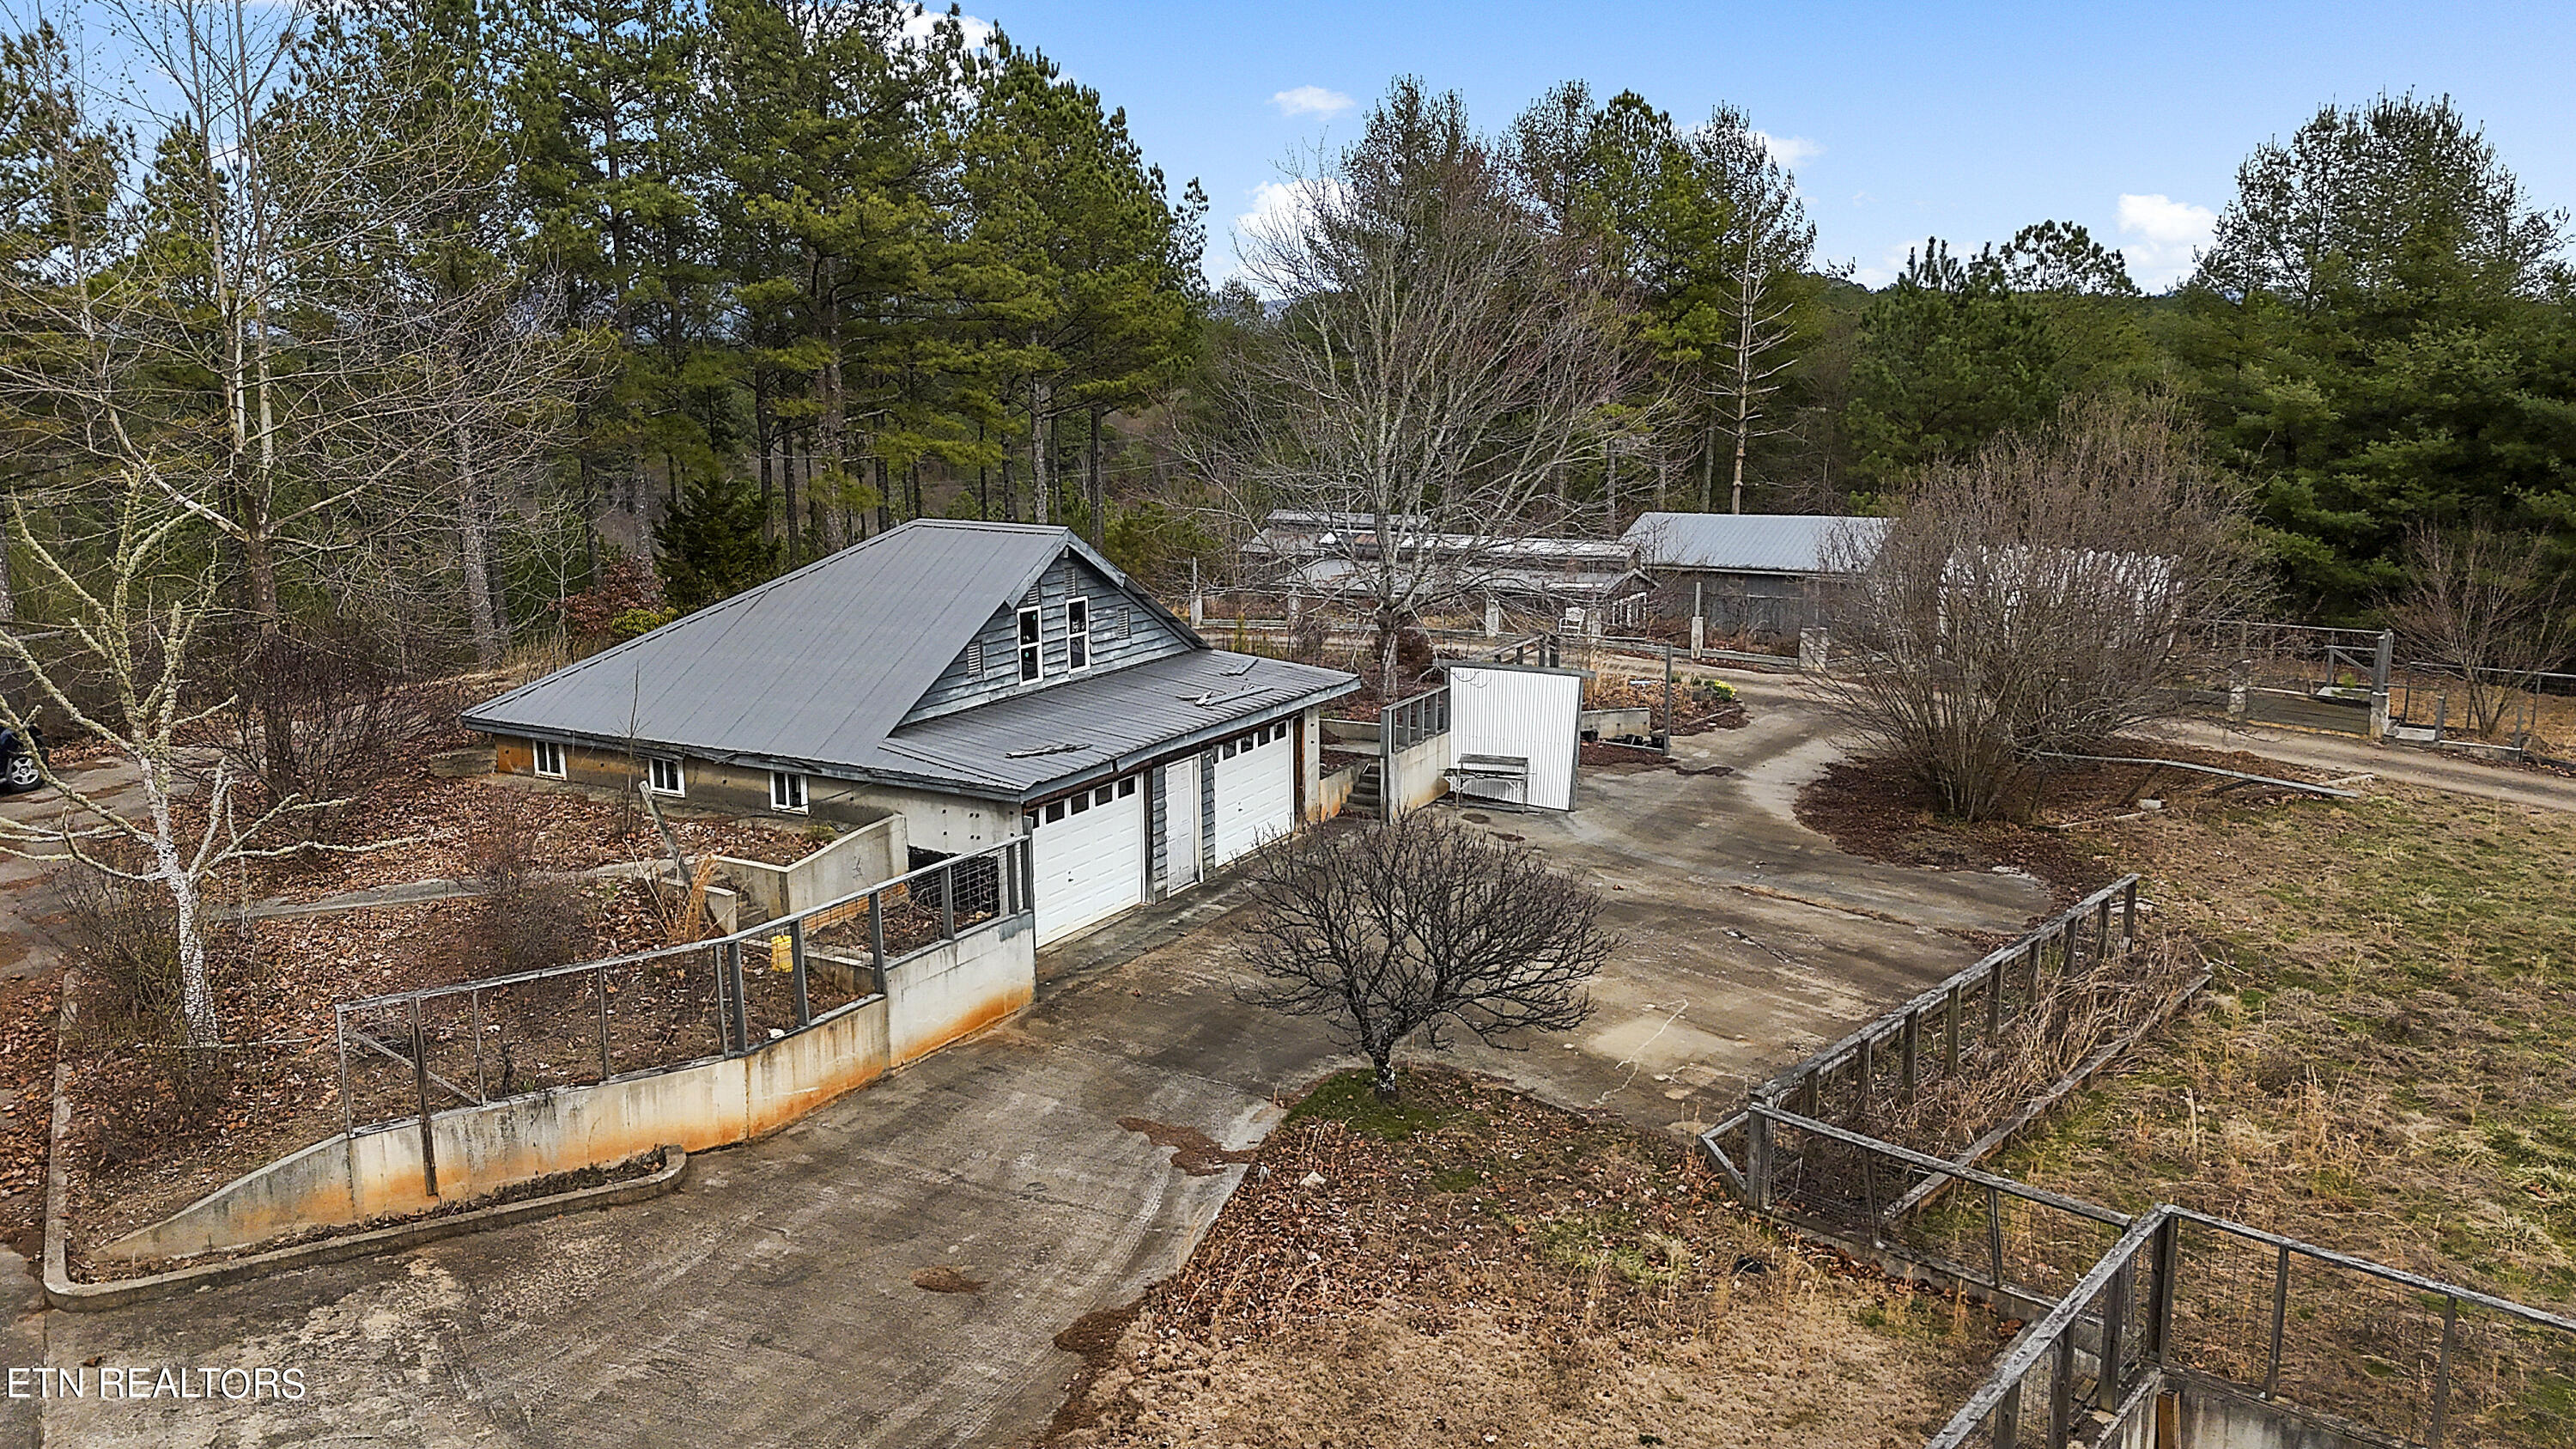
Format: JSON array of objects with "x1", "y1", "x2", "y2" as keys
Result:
[{"x1": 2148, "y1": 716, "x2": 2576, "y2": 814}]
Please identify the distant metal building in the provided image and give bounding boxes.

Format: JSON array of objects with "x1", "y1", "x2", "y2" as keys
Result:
[{"x1": 1620, "y1": 512, "x2": 1889, "y2": 639}]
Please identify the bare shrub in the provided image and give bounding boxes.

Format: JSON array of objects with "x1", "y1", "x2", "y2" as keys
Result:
[
  {"x1": 461, "y1": 797, "x2": 589, "y2": 978},
  {"x1": 1238, "y1": 813, "x2": 1617, "y2": 1102},
  {"x1": 1816, "y1": 395, "x2": 2270, "y2": 821},
  {"x1": 50, "y1": 863, "x2": 240, "y2": 1166},
  {"x1": 2391, "y1": 523, "x2": 2572, "y2": 739},
  {"x1": 218, "y1": 625, "x2": 462, "y2": 838}
]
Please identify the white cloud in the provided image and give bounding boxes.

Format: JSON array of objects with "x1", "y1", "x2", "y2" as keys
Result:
[
  {"x1": 1753, "y1": 131, "x2": 1824, "y2": 167},
  {"x1": 1851, "y1": 241, "x2": 1917, "y2": 289},
  {"x1": 900, "y1": 7, "x2": 995, "y2": 50},
  {"x1": 1271, "y1": 85, "x2": 1355, "y2": 119},
  {"x1": 2116, "y1": 193, "x2": 2217, "y2": 290}
]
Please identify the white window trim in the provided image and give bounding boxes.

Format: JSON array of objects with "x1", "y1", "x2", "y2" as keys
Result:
[
  {"x1": 1018, "y1": 606, "x2": 1043, "y2": 683},
  {"x1": 769, "y1": 770, "x2": 807, "y2": 813},
  {"x1": 646, "y1": 756, "x2": 685, "y2": 798},
  {"x1": 1066, "y1": 597, "x2": 1091, "y2": 672},
  {"x1": 532, "y1": 739, "x2": 566, "y2": 779}
]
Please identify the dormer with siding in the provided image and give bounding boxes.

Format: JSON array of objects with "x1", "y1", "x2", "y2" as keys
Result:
[{"x1": 899, "y1": 550, "x2": 1194, "y2": 727}]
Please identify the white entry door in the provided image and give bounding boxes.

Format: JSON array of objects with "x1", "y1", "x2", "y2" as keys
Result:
[
  {"x1": 1210, "y1": 720, "x2": 1296, "y2": 865},
  {"x1": 1163, "y1": 755, "x2": 1201, "y2": 891},
  {"x1": 1029, "y1": 775, "x2": 1145, "y2": 946}
]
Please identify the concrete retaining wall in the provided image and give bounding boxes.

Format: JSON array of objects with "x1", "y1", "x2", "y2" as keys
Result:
[
  {"x1": 2105, "y1": 1375, "x2": 2380, "y2": 1449},
  {"x1": 1315, "y1": 761, "x2": 1362, "y2": 821},
  {"x1": 1387, "y1": 732, "x2": 1453, "y2": 814},
  {"x1": 99, "y1": 914, "x2": 1036, "y2": 1264},
  {"x1": 715, "y1": 814, "x2": 907, "y2": 922}
]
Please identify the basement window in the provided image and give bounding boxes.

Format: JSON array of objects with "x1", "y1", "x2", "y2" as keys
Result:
[
  {"x1": 532, "y1": 740, "x2": 566, "y2": 779},
  {"x1": 647, "y1": 756, "x2": 684, "y2": 797},
  {"x1": 1066, "y1": 597, "x2": 1091, "y2": 671},
  {"x1": 769, "y1": 770, "x2": 807, "y2": 813},
  {"x1": 1018, "y1": 606, "x2": 1042, "y2": 682}
]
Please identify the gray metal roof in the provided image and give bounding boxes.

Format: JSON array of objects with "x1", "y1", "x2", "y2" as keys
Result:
[
  {"x1": 463, "y1": 520, "x2": 1274, "y2": 795},
  {"x1": 885, "y1": 649, "x2": 1356, "y2": 799},
  {"x1": 1620, "y1": 512, "x2": 1889, "y2": 575}
]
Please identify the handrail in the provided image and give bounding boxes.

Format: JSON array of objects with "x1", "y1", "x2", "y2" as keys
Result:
[
  {"x1": 1923, "y1": 1210, "x2": 2167, "y2": 1448},
  {"x1": 337, "y1": 835, "x2": 1027, "y2": 1012},
  {"x1": 1731, "y1": 1105, "x2": 2134, "y2": 1229}
]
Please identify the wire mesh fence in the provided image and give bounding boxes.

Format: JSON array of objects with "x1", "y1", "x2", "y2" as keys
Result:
[{"x1": 336, "y1": 837, "x2": 1030, "y2": 1140}]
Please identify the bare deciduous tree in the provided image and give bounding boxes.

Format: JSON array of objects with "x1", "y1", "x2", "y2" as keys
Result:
[
  {"x1": 1198, "y1": 82, "x2": 1638, "y2": 690},
  {"x1": 2392, "y1": 523, "x2": 2572, "y2": 739},
  {"x1": 0, "y1": 486, "x2": 363, "y2": 1047},
  {"x1": 1237, "y1": 813, "x2": 1616, "y2": 1104},
  {"x1": 1815, "y1": 396, "x2": 2269, "y2": 821}
]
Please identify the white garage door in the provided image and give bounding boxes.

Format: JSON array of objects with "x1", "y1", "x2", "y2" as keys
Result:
[
  {"x1": 1028, "y1": 775, "x2": 1144, "y2": 945},
  {"x1": 1211, "y1": 720, "x2": 1295, "y2": 865}
]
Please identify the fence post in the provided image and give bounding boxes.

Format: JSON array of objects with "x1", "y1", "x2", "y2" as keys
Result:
[
  {"x1": 1994, "y1": 1382, "x2": 2022, "y2": 1449},
  {"x1": 1985, "y1": 1184, "x2": 2005, "y2": 1293},
  {"x1": 868, "y1": 889, "x2": 889, "y2": 996},
  {"x1": 1987, "y1": 959, "x2": 2004, "y2": 1038},
  {"x1": 939, "y1": 862, "x2": 956, "y2": 941},
  {"x1": 726, "y1": 942, "x2": 750, "y2": 1052},
  {"x1": 336, "y1": 1005, "x2": 353, "y2": 1138},
  {"x1": 1856, "y1": 1032, "x2": 1875, "y2": 1127},
  {"x1": 1743, "y1": 1105, "x2": 1773, "y2": 1213},
  {"x1": 2093, "y1": 898, "x2": 2111, "y2": 970},
  {"x1": 1943, "y1": 984, "x2": 1961, "y2": 1077},
  {"x1": 2263, "y1": 1243, "x2": 2290, "y2": 1398},
  {"x1": 2429, "y1": 1294, "x2": 2458, "y2": 1447},
  {"x1": 789, "y1": 920, "x2": 811, "y2": 1027},
  {"x1": 2146, "y1": 1213, "x2": 2179, "y2": 1368},
  {"x1": 2371, "y1": 629, "x2": 2394, "y2": 740},
  {"x1": 2050, "y1": 1330, "x2": 2076, "y2": 1447},
  {"x1": 1899, "y1": 1012, "x2": 1918, "y2": 1105},
  {"x1": 470, "y1": 989, "x2": 486, "y2": 1102},
  {"x1": 597, "y1": 961, "x2": 611, "y2": 1080},
  {"x1": 2123, "y1": 878, "x2": 2139, "y2": 951},
  {"x1": 2100, "y1": 1252, "x2": 2134, "y2": 1411},
  {"x1": 409, "y1": 995, "x2": 438, "y2": 1201}
]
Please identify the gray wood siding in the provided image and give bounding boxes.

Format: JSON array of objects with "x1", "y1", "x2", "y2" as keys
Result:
[{"x1": 900, "y1": 552, "x2": 1194, "y2": 726}]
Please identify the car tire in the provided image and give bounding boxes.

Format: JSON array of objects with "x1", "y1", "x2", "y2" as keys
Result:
[{"x1": 4, "y1": 752, "x2": 39, "y2": 792}]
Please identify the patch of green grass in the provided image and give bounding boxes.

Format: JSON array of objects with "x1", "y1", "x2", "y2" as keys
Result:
[{"x1": 1281, "y1": 1068, "x2": 1479, "y2": 1142}]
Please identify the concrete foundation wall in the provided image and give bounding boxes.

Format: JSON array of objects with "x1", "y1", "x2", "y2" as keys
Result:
[
  {"x1": 1387, "y1": 732, "x2": 1453, "y2": 813},
  {"x1": 2105, "y1": 1378, "x2": 2381, "y2": 1449},
  {"x1": 715, "y1": 814, "x2": 907, "y2": 922},
  {"x1": 496, "y1": 737, "x2": 902, "y2": 837},
  {"x1": 100, "y1": 914, "x2": 1036, "y2": 1264},
  {"x1": 1315, "y1": 761, "x2": 1361, "y2": 821}
]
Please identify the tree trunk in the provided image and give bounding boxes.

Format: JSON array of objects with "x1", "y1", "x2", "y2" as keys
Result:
[
  {"x1": 1087, "y1": 406, "x2": 1105, "y2": 545},
  {"x1": 1030, "y1": 374, "x2": 1053, "y2": 527},
  {"x1": 1371, "y1": 1054, "x2": 1400, "y2": 1104},
  {"x1": 781, "y1": 425, "x2": 800, "y2": 565},
  {"x1": 457, "y1": 423, "x2": 504, "y2": 668},
  {"x1": 144, "y1": 758, "x2": 216, "y2": 1047}
]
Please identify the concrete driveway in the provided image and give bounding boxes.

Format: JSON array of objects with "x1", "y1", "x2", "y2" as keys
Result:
[{"x1": 6, "y1": 685, "x2": 2051, "y2": 1449}]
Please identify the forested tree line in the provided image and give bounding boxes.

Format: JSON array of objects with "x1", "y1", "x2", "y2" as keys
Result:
[{"x1": 2, "y1": 1, "x2": 2567, "y2": 703}]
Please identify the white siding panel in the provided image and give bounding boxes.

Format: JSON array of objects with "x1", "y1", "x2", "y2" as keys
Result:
[{"x1": 1448, "y1": 665, "x2": 1583, "y2": 811}]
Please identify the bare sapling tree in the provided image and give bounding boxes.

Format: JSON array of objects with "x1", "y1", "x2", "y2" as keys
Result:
[
  {"x1": 1237, "y1": 813, "x2": 1618, "y2": 1103},
  {"x1": 1689, "y1": 116, "x2": 1817, "y2": 515},
  {"x1": 1200, "y1": 82, "x2": 1637, "y2": 691},
  {"x1": 2391, "y1": 523, "x2": 2572, "y2": 739},
  {"x1": 1814, "y1": 395, "x2": 2269, "y2": 821},
  {"x1": 0, "y1": 3, "x2": 595, "y2": 793},
  {"x1": 0, "y1": 487, "x2": 355, "y2": 1047}
]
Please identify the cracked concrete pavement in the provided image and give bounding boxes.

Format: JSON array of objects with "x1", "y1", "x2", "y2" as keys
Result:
[{"x1": 6, "y1": 685, "x2": 2055, "y2": 1448}]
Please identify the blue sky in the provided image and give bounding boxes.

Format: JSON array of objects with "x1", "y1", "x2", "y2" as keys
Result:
[{"x1": 967, "y1": 0, "x2": 2576, "y2": 291}]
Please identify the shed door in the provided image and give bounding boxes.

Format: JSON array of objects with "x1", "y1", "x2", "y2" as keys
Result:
[
  {"x1": 1029, "y1": 776, "x2": 1145, "y2": 946},
  {"x1": 1211, "y1": 721, "x2": 1295, "y2": 865},
  {"x1": 1163, "y1": 756, "x2": 1201, "y2": 891}
]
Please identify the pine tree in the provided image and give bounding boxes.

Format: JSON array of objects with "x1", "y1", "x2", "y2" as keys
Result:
[{"x1": 653, "y1": 472, "x2": 781, "y2": 612}]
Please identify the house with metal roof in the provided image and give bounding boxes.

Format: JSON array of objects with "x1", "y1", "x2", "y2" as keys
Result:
[
  {"x1": 465, "y1": 520, "x2": 1359, "y2": 945},
  {"x1": 1620, "y1": 512, "x2": 1889, "y2": 639}
]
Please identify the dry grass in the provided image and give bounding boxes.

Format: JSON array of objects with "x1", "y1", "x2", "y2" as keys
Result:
[
  {"x1": 1048, "y1": 1069, "x2": 1998, "y2": 1448},
  {"x1": 1993, "y1": 779, "x2": 2576, "y2": 1440}
]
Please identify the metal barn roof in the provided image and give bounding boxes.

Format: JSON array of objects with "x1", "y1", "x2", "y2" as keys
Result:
[
  {"x1": 463, "y1": 519, "x2": 1308, "y2": 798},
  {"x1": 1620, "y1": 512, "x2": 1889, "y2": 575}
]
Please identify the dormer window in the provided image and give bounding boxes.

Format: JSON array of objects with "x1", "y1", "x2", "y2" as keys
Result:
[
  {"x1": 1018, "y1": 606, "x2": 1042, "y2": 682},
  {"x1": 1066, "y1": 598, "x2": 1091, "y2": 671}
]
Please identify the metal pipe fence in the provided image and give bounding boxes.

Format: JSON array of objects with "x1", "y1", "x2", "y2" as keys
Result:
[{"x1": 333, "y1": 837, "x2": 1032, "y2": 1166}]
